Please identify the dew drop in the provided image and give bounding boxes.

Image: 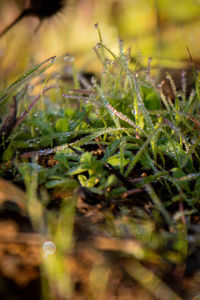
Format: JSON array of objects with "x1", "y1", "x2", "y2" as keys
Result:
[
  {"x1": 42, "y1": 241, "x2": 56, "y2": 258},
  {"x1": 133, "y1": 110, "x2": 137, "y2": 116},
  {"x1": 94, "y1": 23, "x2": 99, "y2": 29},
  {"x1": 96, "y1": 42, "x2": 102, "y2": 48},
  {"x1": 119, "y1": 39, "x2": 124, "y2": 49},
  {"x1": 91, "y1": 77, "x2": 97, "y2": 84},
  {"x1": 105, "y1": 58, "x2": 112, "y2": 65},
  {"x1": 64, "y1": 54, "x2": 70, "y2": 62},
  {"x1": 50, "y1": 57, "x2": 56, "y2": 63},
  {"x1": 68, "y1": 56, "x2": 74, "y2": 63}
]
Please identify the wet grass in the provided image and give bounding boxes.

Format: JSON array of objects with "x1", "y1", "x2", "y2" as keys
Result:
[{"x1": 0, "y1": 26, "x2": 200, "y2": 300}]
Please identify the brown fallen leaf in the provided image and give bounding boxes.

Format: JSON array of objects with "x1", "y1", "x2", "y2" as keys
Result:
[
  {"x1": 158, "y1": 59, "x2": 200, "y2": 100},
  {"x1": 0, "y1": 178, "x2": 27, "y2": 214},
  {"x1": 0, "y1": 97, "x2": 17, "y2": 143}
]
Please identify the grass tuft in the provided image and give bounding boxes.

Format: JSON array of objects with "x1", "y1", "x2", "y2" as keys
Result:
[{"x1": 0, "y1": 26, "x2": 200, "y2": 299}]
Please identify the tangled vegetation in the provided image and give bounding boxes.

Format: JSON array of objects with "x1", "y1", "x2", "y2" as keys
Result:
[{"x1": 0, "y1": 26, "x2": 200, "y2": 300}]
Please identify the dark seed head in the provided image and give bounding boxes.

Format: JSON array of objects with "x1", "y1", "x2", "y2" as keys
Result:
[
  {"x1": 0, "y1": 0, "x2": 67, "y2": 38},
  {"x1": 29, "y1": 0, "x2": 66, "y2": 19}
]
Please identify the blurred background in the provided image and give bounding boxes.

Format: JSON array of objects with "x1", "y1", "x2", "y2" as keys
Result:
[{"x1": 1, "y1": 0, "x2": 200, "y2": 83}]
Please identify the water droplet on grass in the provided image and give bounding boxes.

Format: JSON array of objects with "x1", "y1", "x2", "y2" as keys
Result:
[
  {"x1": 42, "y1": 241, "x2": 56, "y2": 258},
  {"x1": 91, "y1": 77, "x2": 97, "y2": 84},
  {"x1": 96, "y1": 43, "x2": 102, "y2": 48},
  {"x1": 94, "y1": 23, "x2": 99, "y2": 29},
  {"x1": 64, "y1": 54, "x2": 70, "y2": 62},
  {"x1": 50, "y1": 57, "x2": 56, "y2": 63}
]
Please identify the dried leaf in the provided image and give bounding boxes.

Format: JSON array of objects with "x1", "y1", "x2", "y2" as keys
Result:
[
  {"x1": 0, "y1": 178, "x2": 27, "y2": 214},
  {"x1": 0, "y1": 96, "x2": 17, "y2": 143}
]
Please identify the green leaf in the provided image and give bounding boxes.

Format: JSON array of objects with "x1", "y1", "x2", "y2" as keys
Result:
[
  {"x1": 0, "y1": 56, "x2": 56, "y2": 106},
  {"x1": 56, "y1": 118, "x2": 69, "y2": 132},
  {"x1": 78, "y1": 174, "x2": 97, "y2": 188},
  {"x1": 142, "y1": 85, "x2": 162, "y2": 110},
  {"x1": 158, "y1": 136, "x2": 186, "y2": 166},
  {"x1": 64, "y1": 108, "x2": 75, "y2": 119},
  {"x1": 107, "y1": 155, "x2": 129, "y2": 167},
  {"x1": 55, "y1": 153, "x2": 69, "y2": 169},
  {"x1": 171, "y1": 168, "x2": 190, "y2": 192},
  {"x1": 45, "y1": 178, "x2": 78, "y2": 189},
  {"x1": 102, "y1": 139, "x2": 121, "y2": 163},
  {"x1": 80, "y1": 152, "x2": 102, "y2": 171}
]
